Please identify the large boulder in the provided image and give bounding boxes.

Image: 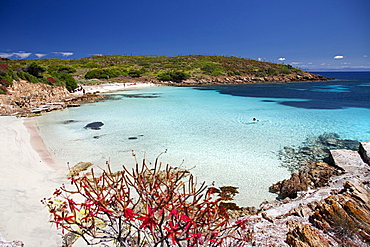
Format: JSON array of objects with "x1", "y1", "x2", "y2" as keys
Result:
[
  {"x1": 286, "y1": 224, "x2": 331, "y2": 247},
  {"x1": 309, "y1": 181, "x2": 370, "y2": 245},
  {"x1": 269, "y1": 161, "x2": 339, "y2": 200}
]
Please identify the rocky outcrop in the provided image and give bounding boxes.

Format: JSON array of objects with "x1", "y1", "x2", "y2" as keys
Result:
[
  {"x1": 158, "y1": 72, "x2": 329, "y2": 86},
  {"x1": 269, "y1": 172, "x2": 309, "y2": 199},
  {"x1": 309, "y1": 181, "x2": 370, "y2": 246},
  {"x1": 233, "y1": 143, "x2": 370, "y2": 246},
  {"x1": 359, "y1": 142, "x2": 370, "y2": 165},
  {"x1": 286, "y1": 224, "x2": 332, "y2": 247},
  {"x1": 269, "y1": 161, "x2": 339, "y2": 200},
  {"x1": 0, "y1": 80, "x2": 105, "y2": 116}
]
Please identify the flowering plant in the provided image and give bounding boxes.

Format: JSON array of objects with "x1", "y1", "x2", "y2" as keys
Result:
[{"x1": 42, "y1": 155, "x2": 249, "y2": 246}]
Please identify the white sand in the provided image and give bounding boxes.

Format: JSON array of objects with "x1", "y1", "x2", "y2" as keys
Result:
[
  {"x1": 0, "y1": 116, "x2": 67, "y2": 246},
  {"x1": 74, "y1": 82, "x2": 157, "y2": 95},
  {"x1": 0, "y1": 84, "x2": 157, "y2": 246}
]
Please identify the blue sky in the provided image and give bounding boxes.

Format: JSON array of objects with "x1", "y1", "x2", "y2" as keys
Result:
[{"x1": 1, "y1": 0, "x2": 369, "y2": 71}]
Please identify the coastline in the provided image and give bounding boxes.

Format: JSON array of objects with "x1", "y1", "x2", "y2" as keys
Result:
[
  {"x1": 0, "y1": 82, "x2": 157, "y2": 245},
  {"x1": 1, "y1": 80, "x2": 369, "y2": 245},
  {"x1": 0, "y1": 116, "x2": 64, "y2": 246},
  {"x1": 80, "y1": 82, "x2": 157, "y2": 94}
]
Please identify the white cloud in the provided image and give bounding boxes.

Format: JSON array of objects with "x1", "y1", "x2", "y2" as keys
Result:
[
  {"x1": 0, "y1": 52, "x2": 14, "y2": 58},
  {"x1": 342, "y1": 62, "x2": 351, "y2": 65},
  {"x1": 53, "y1": 52, "x2": 74, "y2": 57},
  {"x1": 257, "y1": 58, "x2": 262, "y2": 61},
  {"x1": 278, "y1": 57, "x2": 286, "y2": 61},
  {"x1": 0, "y1": 51, "x2": 32, "y2": 59},
  {"x1": 13, "y1": 52, "x2": 32, "y2": 59},
  {"x1": 364, "y1": 55, "x2": 368, "y2": 58},
  {"x1": 320, "y1": 63, "x2": 326, "y2": 65},
  {"x1": 35, "y1": 53, "x2": 47, "y2": 58},
  {"x1": 290, "y1": 62, "x2": 301, "y2": 65},
  {"x1": 334, "y1": 55, "x2": 344, "y2": 59}
]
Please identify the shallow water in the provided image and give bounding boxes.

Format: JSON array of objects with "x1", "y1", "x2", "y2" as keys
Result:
[{"x1": 36, "y1": 72, "x2": 370, "y2": 206}]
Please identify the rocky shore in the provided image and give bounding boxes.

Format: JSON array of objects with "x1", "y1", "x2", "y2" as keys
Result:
[
  {"x1": 0, "y1": 72, "x2": 330, "y2": 116},
  {"x1": 229, "y1": 142, "x2": 370, "y2": 246},
  {"x1": 0, "y1": 80, "x2": 154, "y2": 116},
  {"x1": 156, "y1": 72, "x2": 330, "y2": 86}
]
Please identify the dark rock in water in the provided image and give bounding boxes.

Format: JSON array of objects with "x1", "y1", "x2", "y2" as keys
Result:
[
  {"x1": 84, "y1": 122, "x2": 104, "y2": 130},
  {"x1": 278, "y1": 133, "x2": 359, "y2": 173},
  {"x1": 119, "y1": 93, "x2": 160, "y2": 99},
  {"x1": 128, "y1": 137, "x2": 138, "y2": 140},
  {"x1": 62, "y1": 120, "x2": 79, "y2": 124}
]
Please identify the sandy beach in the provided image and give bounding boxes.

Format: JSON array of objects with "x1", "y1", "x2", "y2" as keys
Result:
[
  {"x1": 0, "y1": 83, "x2": 157, "y2": 246},
  {"x1": 76, "y1": 82, "x2": 157, "y2": 94},
  {"x1": 0, "y1": 116, "x2": 66, "y2": 246}
]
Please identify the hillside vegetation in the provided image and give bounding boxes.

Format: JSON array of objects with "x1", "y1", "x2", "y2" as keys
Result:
[{"x1": 1, "y1": 55, "x2": 321, "y2": 93}]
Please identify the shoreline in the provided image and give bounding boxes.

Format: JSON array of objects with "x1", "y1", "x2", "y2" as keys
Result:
[
  {"x1": 0, "y1": 116, "x2": 65, "y2": 246},
  {"x1": 0, "y1": 83, "x2": 158, "y2": 245},
  {"x1": 24, "y1": 118, "x2": 58, "y2": 168},
  {"x1": 79, "y1": 82, "x2": 157, "y2": 94}
]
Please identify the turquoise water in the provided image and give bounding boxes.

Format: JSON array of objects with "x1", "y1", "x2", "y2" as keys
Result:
[{"x1": 36, "y1": 72, "x2": 370, "y2": 206}]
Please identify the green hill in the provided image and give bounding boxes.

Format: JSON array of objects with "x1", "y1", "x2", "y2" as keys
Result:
[{"x1": 0, "y1": 55, "x2": 325, "y2": 93}]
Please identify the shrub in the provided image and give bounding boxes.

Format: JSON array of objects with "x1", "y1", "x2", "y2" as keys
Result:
[
  {"x1": 24, "y1": 62, "x2": 46, "y2": 78},
  {"x1": 267, "y1": 68, "x2": 278, "y2": 76},
  {"x1": 17, "y1": 70, "x2": 39, "y2": 83},
  {"x1": 52, "y1": 72, "x2": 78, "y2": 92},
  {"x1": 157, "y1": 71, "x2": 190, "y2": 82},
  {"x1": 200, "y1": 62, "x2": 224, "y2": 76},
  {"x1": 0, "y1": 86, "x2": 7, "y2": 94},
  {"x1": 0, "y1": 63, "x2": 17, "y2": 86},
  {"x1": 280, "y1": 65, "x2": 293, "y2": 74},
  {"x1": 227, "y1": 71, "x2": 242, "y2": 76},
  {"x1": 128, "y1": 69, "x2": 144, "y2": 78},
  {"x1": 48, "y1": 65, "x2": 77, "y2": 74},
  {"x1": 85, "y1": 68, "x2": 127, "y2": 79},
  {"x1": 42, "y1": 157, "x2": 250, "y2": 246}
]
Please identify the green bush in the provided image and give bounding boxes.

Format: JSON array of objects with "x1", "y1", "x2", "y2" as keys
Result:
[
  {"x1": 52, "y1": 73, "x2": 78, "y2": 92},
  {"x1": 48, "y1": 65, "x2": 76, "y2": 74},
  {"x1": 128, "y1": 69, "x2": 144, "y2": 78},
  {"x1": 227, "y1": 71, "x2": 242, "y2": 76},
  {"x1": 17, "y1": 71, "x2": 39, "y2": 83},
  {"x1": 267, "y1": 68, "x2": 279, "y2": 76},
  {"x1": 24, "y1": 62, "x2": 45, "y2": 78},
  {"x1": 85, "y1": 68, "x2": 127, "y2": 79},
  {"x1": 199, "y1": 62, "x2": 224, "y2": 76},
  {"x1": 156, "y1": 70, "x2": 190, "y2": 82},
  {"x1": 280, "y1": 67, "x2": 292, "y2": 74}
]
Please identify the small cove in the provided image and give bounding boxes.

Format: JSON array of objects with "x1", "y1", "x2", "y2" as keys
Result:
[{"x1": 36, "y1": 72, "x2": 370, "y2": 206}]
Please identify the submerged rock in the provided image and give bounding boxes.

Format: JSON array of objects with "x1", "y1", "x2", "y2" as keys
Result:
[
  {"x1": 62, "y1": 120, "x2": 79, "y2": 124},
  {"x1": 84, "y1": 122, "x2": 104, "y2": 130},
  {"x1": 278, "y1": 133, "x2": 359, "y2": 173}
]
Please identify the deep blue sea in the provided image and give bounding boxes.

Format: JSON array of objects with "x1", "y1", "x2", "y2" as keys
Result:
[{"x1": 36, "y1": 72, "x2": 370, "y2": 206}]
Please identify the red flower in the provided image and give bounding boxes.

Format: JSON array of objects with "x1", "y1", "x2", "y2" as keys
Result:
[
  {"x1": 185, "y1": 232, "x2": 205, "y2": 244},
  {"x1": 137, "y1": 207, "x2": 157, "y2": 232},
  {"x1": 124, "y1": 208, "x2": 136, "y2": 221},
  {"x1": 164, "y1": 221, "x2": 180, "y2": 245}
]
